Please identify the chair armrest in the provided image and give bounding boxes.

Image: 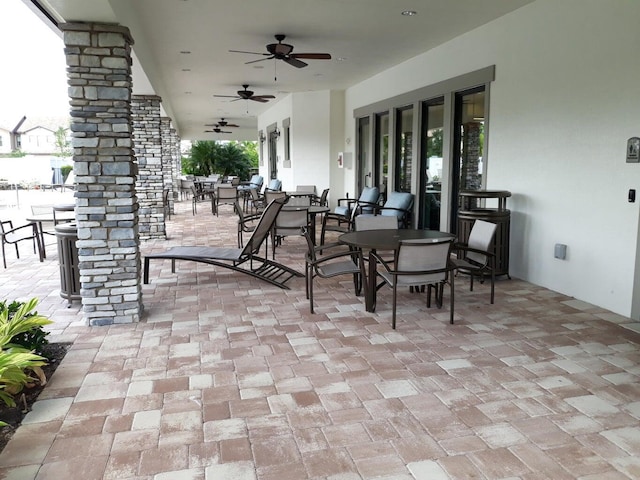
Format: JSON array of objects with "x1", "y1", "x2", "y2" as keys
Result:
[
  {"x1": 308, "y1": 243, "x2": 363, "y2": 266},
  {"x1": 336, "y1": 198, "x2": 356, "y2": 207},
  {"x1": 370, "y1": 251, "x2": 395, "y2": 273},
  {"x1": 1, "y1": 220, "x2": 13, "y2": 230}
]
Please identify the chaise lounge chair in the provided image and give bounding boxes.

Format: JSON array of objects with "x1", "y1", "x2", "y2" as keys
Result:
[{"x1": 143, "y1": 197, "x2": 303, "y2": 289}]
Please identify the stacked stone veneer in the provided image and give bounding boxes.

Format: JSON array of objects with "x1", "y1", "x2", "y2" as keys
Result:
[
  {"x1": 132, "y1": 95, "x2": 166, "y2": 240},
  {"x1": 462, "y1": 122, "x2": 483, "y2": 193},
  {"x1": 61, "y1": 22, "x2": 142, "y2": 325},
  {"x1": 160, "y1": 117, "x2": 174, "y2": 215}
]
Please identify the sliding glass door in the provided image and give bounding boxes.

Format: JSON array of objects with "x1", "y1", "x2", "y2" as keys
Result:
[
  {"x1": 374, "y1": 112, "x2": 389, "y2": 201},
  {"x1": 419, "y1": 98, "x2": 444, "y2": 230},
  {"x1": 395, "y1": 106, "x2": 413, "y2": 193},
  {"x1": 450, "y1": 88, "x2": 485, "y2": 232}
]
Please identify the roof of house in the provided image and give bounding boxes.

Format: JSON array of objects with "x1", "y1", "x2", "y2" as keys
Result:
[{"x1": 0, "y1": 115, "x2": 70, "y2": 133}]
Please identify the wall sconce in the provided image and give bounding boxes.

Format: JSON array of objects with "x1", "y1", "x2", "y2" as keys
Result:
[
  {"x1": 259, "y1": 131, "x2": 266, "y2": 143},
  {"x1": 274, "y1": 127, "x2": 281, "y2": 139}
]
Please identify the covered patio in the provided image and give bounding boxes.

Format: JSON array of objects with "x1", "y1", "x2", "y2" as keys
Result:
[{"x1": 0, "y1": 200, "x2": 638, "y2": 478}]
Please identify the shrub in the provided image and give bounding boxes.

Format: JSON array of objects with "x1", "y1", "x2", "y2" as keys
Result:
[{"x1": 0, "y1": 299, "x2": 52, "y2": 425}]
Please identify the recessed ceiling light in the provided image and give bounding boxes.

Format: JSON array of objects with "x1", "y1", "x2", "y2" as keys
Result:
[
  {"x1": 401, "y1": 10, "x2": 417, "y2": 16},
  {"x1": 181, "y1": 68, "x2": 191, "y2": 72},
  {"x1": 253, "y1": 65, "x2": 264, "y2": 69},
  {"x1": 337, "y1": 57, "x2": 347, "y2": 61},
  {"x1": 180, "y1": 50, "x2": 191, "y2": 54},
  {"x1": 184, "y1": 91, "x2": 192, "y2": 94}
]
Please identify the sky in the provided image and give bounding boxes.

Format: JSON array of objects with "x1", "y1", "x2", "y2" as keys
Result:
[{"x1": 0, "y1": 0, "x2": 69, "y2": 123}]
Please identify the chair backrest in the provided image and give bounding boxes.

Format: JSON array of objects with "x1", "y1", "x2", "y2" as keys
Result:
[
  {"x1": 296, "y1": 185, "x2": 316, "y2": 194},
  {"x1": 31, "y1": 205, "x2": 53, "y2": 216},
  {"x1": 265, "y1": 190, "x2": 287, "y2": 204},
  {"x1": 396, "y1": 238, "x2": 452, "y2": 284},
  {"x1": 267, "y1": 179, "x2": 282, "y2": 191},
  {"x1": 317, "y1": 188, "x2": 330, "y2": 206},
  {"x1": 381, "y1": 192, "x2": 414, "y2": 217},
  {"x1": 250, "y1": 187, "x2": 262, "y2": 201},
  {"x1": 275, "y1": 208, "x2": 309, "y2": 235},
  {"x1": 288, "y1": 195, "x2": 311, "y2": 207},
  {"x1": 359, "y1": 186, "x2": 380, "y2": 204},
  {"x1": 242, "y1": 196, "x2": 287, "y2": 256},
  {"x1": 248, "y1": 174, "x2": 263, "y2": 188},
  {"x1": 217, "y1": 185, "x2": 238, "y2": 201},
  {"x1": 234, "y1": 200, "x2": 246, "y2": 223},
  {"x1": 467, "y1": 220, "x2": 497, "y2": 264},
  {"x1": 354, "y1": 215, "x2": 398, "y2": 231}
]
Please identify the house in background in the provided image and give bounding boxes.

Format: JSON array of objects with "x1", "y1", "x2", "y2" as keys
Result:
[
  {"x1": 0, "y1": 116, "x2": 71, "y2": 156},
  {"x1": 0, "y1": 126, "x2": 10, "y2": 155},
  {"x1": 0, "y1": 116, "x2": 72, "y2": 187}
]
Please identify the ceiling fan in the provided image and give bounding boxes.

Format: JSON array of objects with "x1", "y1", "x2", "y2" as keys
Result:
[
  {"x1": 204, "y1": 118, "x2": 240, "y2": 128},
  {"x1": 230, "y1": 34, "x2": 331, "y2": 69},
  {"x1": 204, "y1": 127, "x2": 232, "y2": 134},
  {"x1": 213, "y1": 85, "x2": 275, "y2": 103}
]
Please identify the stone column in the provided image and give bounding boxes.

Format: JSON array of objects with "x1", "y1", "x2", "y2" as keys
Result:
[
  {"x1": 132, "y1": 95, "x2": 165, "y2": 240},
  {"x1": 169, "y1": 126, "x2": 180, "y2": 203},
  {"x1": 160, "y1": 117, "x2": 174, "y2": 215},
  {"x1": 61, "y1": 22, "x2": 142, "y2": 325}
]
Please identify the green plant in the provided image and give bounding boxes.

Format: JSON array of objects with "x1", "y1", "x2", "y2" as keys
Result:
[
  {"x1": 60, "y1": 165, "x2": 73, "y2": 183},
  {"x1": 182, "y1": 140, "x2": 255, "y2": 179},
  {"x1": 0, "y1": 300, "x2": 50, "y2": 355},
  {"x1": 0, "y1": 299, "x2": 52, "y2": 425}
]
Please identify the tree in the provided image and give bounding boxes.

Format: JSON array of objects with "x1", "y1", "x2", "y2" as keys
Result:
[
  {"x1": 182, "y1": 140, "x2": 256, "y2": 179},
  {"x1": 53, "y1": 127, "x2": 71, "y2": 157}
]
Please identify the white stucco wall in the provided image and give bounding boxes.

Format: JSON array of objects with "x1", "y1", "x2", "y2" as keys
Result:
[{"x1": 343, "y1": 0, "x2": 640, "y2": 317}]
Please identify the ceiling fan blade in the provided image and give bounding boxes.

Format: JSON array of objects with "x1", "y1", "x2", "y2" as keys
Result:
[
  {"x1": 284, "y1": 56, "x2": 308, "y2": 68},
  {"x1": 290, "y1": 53, "x2": 331, "y2": 60},
  {"x1": 245, "y1": 56, "x2": 274, "y2": 65},
  {"x1": 249, "y1": 97, "x2": 270, "y2": 103},
  {"x1": 213, "y1": 94, "x2": 240, "y2": 99},
  {"x1": 224, "y1": 123, "x2": 239, "y2": 128},
  {"x1": 229, "y1": 49, "x2": 269, "y2": 56}
]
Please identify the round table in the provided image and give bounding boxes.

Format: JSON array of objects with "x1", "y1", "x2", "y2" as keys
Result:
[{"x1": 339, "y1": 229, "x2": 454, "y2": 311}]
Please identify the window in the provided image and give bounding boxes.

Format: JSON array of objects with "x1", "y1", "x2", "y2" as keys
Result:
[
  {"x1": 354, "y1": 66, "x2": 494, "y2": 232},
  {"x1": 395, "y1": 106, "x2": 413, "y2": 193}
]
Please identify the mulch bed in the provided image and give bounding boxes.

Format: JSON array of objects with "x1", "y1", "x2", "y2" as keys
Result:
[{"x1": 0, "y1": 342, "x2": 70, "y2": 453}]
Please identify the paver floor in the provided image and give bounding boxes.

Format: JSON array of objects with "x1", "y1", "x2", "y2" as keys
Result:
[{"x1": 0, "y1": 198, "x2": 638, "y2": 479}]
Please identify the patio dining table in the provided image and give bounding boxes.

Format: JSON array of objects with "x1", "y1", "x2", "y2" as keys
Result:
[
  {"x1": 339, "y1": 228, "x2": 455, "y2": 312},
  {"x1": 26, "y1": 203, "x2": 75, "y2": 258}
]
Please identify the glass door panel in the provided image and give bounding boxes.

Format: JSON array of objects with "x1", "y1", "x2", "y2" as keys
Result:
[
  {"x1": 395, "y1": 106, "x2": 413, "y2": 193},
  {"x1": 357, "y1": 116, "x2": 371, "y2": 194},
  {"x1": 450, "y1": 88, "x2": 485, "y2": 233},
  {"x1": 374, "y1": 112, "x2": 389, "y2": 202},
  {"x1": 419, "y1": 98, "x2": 444, "y2": 230}
]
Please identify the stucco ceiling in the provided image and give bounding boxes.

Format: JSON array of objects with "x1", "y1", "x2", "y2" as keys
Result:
[{"x1": 34, "y1": 0, "x2": 533, "y2": 140}]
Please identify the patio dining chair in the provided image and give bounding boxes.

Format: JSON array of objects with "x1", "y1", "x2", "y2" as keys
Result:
[
  {"x1": 271, "y1": 205, "x2": 309, "y2": 259},
  {"x1": 320, "y1": 186, "x2": 380, "y2": 248},
  {"x1": 356, "y1": 191, "x2": 414, "y2": 229},
  {"x1": 213, "y1": 185, "x2": 239, "y2": 216},
  {"x1": 0, "y1": 220, "x2": 44, "y2": 269},
  {"x1": 311, "y1": 188, "x2": 330, "y2": 207},
  {"x1": 372, "y1": 237, "x2": 455, "y2": 329},
  {"x1": 190, "y1": 185, "x2": 214, "y2": 215},
  {"x1": 303, "y1": 227, "x2": 365, "y2": 314},
  {"x1": 451, "y1": 219, "x2": 497, "y2": 304}
]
